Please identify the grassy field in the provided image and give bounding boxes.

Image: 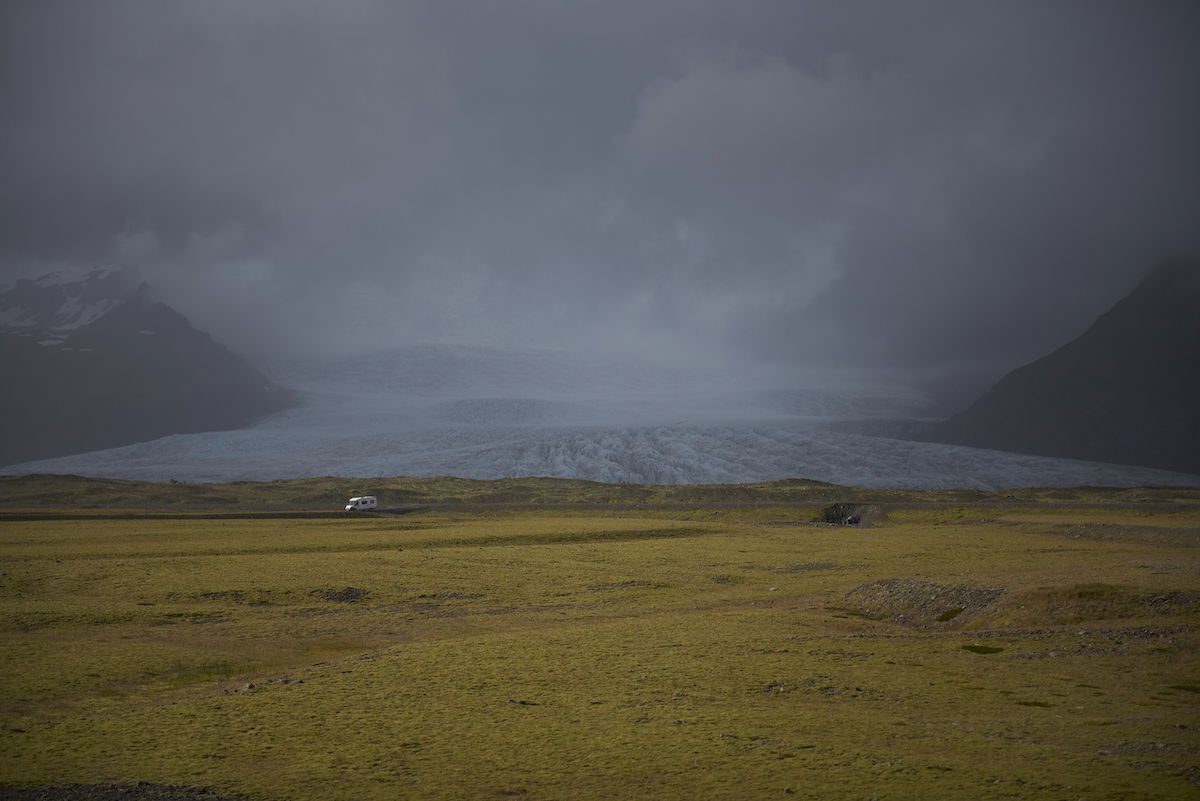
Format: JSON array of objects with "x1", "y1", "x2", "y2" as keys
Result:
[{"x1": 1, "y1": 475, "x2": 1198, "y2": 800}]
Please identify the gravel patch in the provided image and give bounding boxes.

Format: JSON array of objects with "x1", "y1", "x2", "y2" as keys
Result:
[{"x1": 844, "y1": 578, "x2": 1006, "y2": 626}]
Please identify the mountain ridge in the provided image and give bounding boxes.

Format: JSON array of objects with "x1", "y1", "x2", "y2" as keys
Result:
[
  {"x1": 0, "y1": 269, "x2": 295, "y2": 466},
  {"x1": 930, "y1": 259, "x2": 1200, "y2": 474}
]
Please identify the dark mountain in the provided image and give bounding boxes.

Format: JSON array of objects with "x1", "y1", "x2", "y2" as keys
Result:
[
  {"x1": 0, "y1": 269, "x2": 295, "y2": 466},
  {"x1": 929, "y1": 259, "x2": 1200, "y2": 474}
]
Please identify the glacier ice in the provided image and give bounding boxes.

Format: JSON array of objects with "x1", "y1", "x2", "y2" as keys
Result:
[{"x1": 3, "y1": 344, "x2": 1198, "y2": 489}]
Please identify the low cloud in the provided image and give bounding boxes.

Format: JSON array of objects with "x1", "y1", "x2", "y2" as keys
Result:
[{"x1": 2, "y1": 0, "x2": 1197, "y2": 402}]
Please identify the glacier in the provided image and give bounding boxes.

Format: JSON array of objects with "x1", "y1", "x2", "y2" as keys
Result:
[
  {"x1": 4, "y1": 414, "x2": 1197, "y2": 489},
  {"x1": 3, "y1": 343, "x2": 1198, "y2": 489}
]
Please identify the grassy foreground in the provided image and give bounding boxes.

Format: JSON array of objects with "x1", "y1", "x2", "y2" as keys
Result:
[{"x1": 1, "y1": 476, "x2": 1198, "y2": 800}]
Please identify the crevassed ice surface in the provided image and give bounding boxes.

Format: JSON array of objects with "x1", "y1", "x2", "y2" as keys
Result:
[{"x1": 6, "y1": 417, "x2": 1198, "y2": 489}]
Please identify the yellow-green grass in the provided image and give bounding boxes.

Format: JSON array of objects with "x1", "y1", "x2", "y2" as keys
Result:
[
  {"x1": 8, "y1": 473, "x2": 1197, "y2": 513},
  {"x1": 1, "y1": 499, "x2": 1198, "y2": 800}
]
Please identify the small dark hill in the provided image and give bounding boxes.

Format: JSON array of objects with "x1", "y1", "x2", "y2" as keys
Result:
[
  {"x1": 930, "y1": 260, "x2": 1200, "y2": 475},
  {"x1": 0, "y1": 270, "x2": 295, "y2": 466}
]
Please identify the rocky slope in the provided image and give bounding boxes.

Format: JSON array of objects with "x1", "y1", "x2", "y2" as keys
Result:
[
  {"x1": 0, "y1": 269, "x2": 294, "y2": 466},
  {"x1": 930, "y1": 260, "x2": 1200, "y2": 475}
]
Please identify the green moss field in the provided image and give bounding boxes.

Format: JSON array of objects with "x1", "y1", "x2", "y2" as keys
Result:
[{"x1": 1, "y1": 475, "x2": 1198, "y2": 800}]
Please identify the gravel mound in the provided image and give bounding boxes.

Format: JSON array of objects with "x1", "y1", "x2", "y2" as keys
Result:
[
  {"x1": 821, "y1": 503, "x2": 883, "y2": 525},
  {"x1": 845, "y1": 578, "x2": 1005, "y2": 626}
]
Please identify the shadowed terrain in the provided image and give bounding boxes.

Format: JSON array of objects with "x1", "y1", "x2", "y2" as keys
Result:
[{"x1": 932, "y1": 260, "x2": 1200, "y2": 474}]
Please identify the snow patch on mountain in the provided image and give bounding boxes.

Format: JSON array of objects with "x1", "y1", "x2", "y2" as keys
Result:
[{"x1": 0, "y1": 267, "x2": 134, "y2": 333}]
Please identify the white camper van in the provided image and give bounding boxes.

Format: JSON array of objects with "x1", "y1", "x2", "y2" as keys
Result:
[{"x1": 345, "y1": 495, "x2": 377, "y2": 512}]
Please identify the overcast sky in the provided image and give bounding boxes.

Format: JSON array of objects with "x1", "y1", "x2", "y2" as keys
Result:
[{"x1": 2, "y1": 0, "x2": 1198, "y2": 400}]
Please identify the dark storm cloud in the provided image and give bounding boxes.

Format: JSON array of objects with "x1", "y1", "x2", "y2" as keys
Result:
[{"x1": 2, "y1": 0, "x2": 1198, "y2": 395}]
